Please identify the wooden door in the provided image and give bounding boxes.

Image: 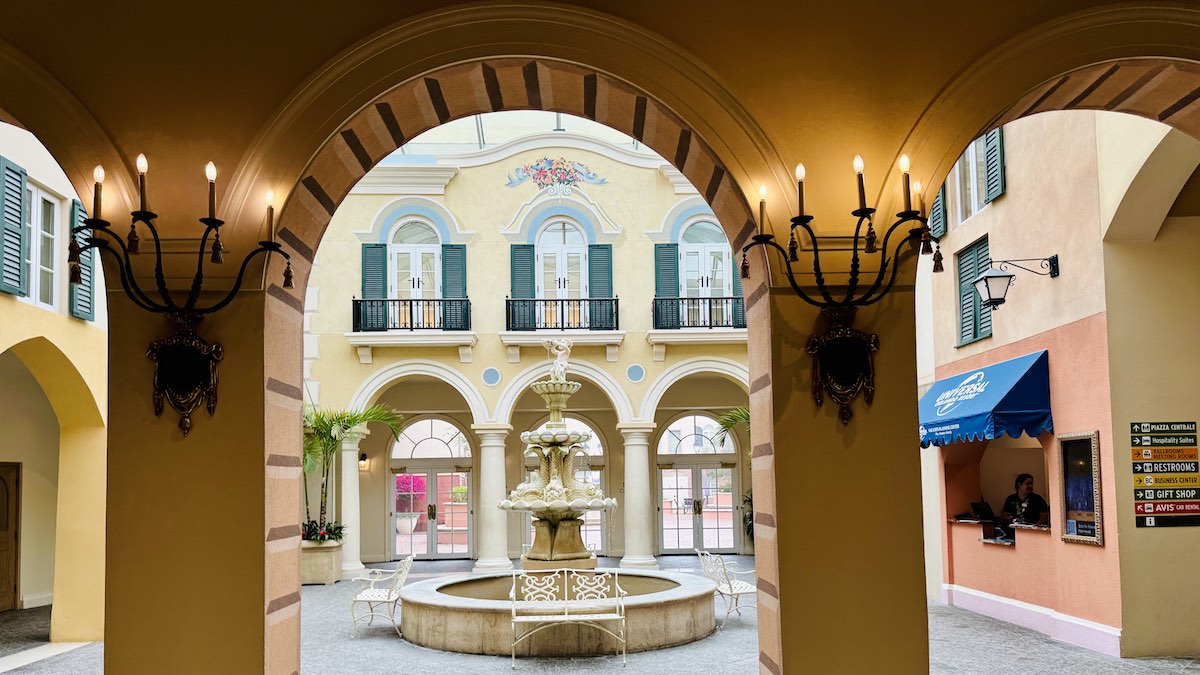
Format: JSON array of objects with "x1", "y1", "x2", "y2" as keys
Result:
[{"x1": 0, "y1": 464, "x2": 18, "y2": 612}]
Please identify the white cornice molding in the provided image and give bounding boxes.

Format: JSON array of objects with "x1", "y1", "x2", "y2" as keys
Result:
[
  {"x1": 646, "y1": 329, "x2": 747, "y2": 345},
  {"x1": 659, "y1": 166, "x2": 700, "y2": 194},
  {"x1": 349, "y1": 165, "x2": 459, "y2": 195},
  {"x1": 499, "y1": 330, "x2": 624, "y2": 346},
  {"x1": 427, "y1": 132, "x2": 666, "y2": 170},
  {"x1": 344, "y1": 331, "x2": 479, "y2": 364}
]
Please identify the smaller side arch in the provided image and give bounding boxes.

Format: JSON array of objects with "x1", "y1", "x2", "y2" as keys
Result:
[
  {"x1": 1103, "y1": 124, "x2": 1200, "y2": 241},
  {"x1": 638, "y1": 357, "x2": 749, "y2": 422},
  {"x1": 347, "y1": 359, "x2": 490, "y2": 424},
  {"x1": 494, "y1": 360, "x2": 635, "y2": 425}
]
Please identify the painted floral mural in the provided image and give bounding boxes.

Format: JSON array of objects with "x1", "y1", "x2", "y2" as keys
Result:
[{"x1": 506, "y1": 157, "x2": 607, "y2": 195}]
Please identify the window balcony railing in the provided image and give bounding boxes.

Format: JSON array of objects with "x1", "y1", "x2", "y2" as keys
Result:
[
  {"x1": 505, "y1": 298, "x2": 619, "y2": 331},
  {"x1": 652, "y1": 297, "x2": 746, "y2": 329},
  {"x1": 352, "y1": 298, "x2": 472, "y2": 332}
]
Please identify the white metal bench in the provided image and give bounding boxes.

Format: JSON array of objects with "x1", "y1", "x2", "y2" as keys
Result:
[
  {"x1": 509, "y1": 568, "x2": 627, "y2": 668},
  {"x1": 695, "y1": 548, "x2": 757, "y2": 627},
  {"x1": 350, "y1": 554, "x2": 414, "y2": 637}
]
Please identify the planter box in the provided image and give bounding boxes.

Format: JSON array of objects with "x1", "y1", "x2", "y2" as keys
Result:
[{"x1": 300, "y1": 540, "x2": 343, "y2": 585}]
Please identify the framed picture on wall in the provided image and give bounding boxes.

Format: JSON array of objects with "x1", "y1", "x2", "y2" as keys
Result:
[{"x1": 1059, "y1": 431, "x2": 1103, "y2": 546}]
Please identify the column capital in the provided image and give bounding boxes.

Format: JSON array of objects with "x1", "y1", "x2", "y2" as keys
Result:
[
  {"x1": 471, "y1": 423, "x2": 512, "y2": 442},
  {"x1": 616, "y1": 423, "x2": 657, "y2": 437},
  {"x1": 340, "y1": 425, "x2": 370, "y2": 451}
]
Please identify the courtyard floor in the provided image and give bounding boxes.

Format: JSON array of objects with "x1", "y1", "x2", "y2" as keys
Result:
[{"x1": 2, "y1": 555, "x2": 1199, "y2": 674}]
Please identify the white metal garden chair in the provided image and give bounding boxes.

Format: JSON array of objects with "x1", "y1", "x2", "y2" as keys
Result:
[
  {"x1": 694, "y1": 548, "x2": 757, "y2": 627},
  {"x1": 351, "y1": 554, "x2": 414, "y2": 637}
]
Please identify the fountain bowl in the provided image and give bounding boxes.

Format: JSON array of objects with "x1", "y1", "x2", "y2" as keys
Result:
[{"x1": 398, "y1": 568, "x2": 716, "y2": 655}]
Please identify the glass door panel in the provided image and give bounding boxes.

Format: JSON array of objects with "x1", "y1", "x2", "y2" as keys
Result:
[
  {"x1": 659, "y1": 468, "x2": 694, "y2": 553},
  {"x1": 699, "y1": 468, "x2": 736, "y2": 551},
  {"x1": 393, "y1": 472, "x2": 429, "y2": 558},
  {"x1": 707, "y1": 248, "x2": 731, "y2": 325},
  {"x1": 418, "y1": 251, "x2": 438, "y2": 326},
  {"x1": 434, "y1": 471, "x2": 471, "y2": 557}
]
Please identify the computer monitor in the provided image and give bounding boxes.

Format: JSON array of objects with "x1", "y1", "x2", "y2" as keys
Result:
[{"x1": 970, "y1": 501, "x2": 996, "y2": 521}]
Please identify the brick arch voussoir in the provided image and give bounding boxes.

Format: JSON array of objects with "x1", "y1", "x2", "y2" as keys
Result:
[{"x1": 996, "y1": 58, "x2": 1200, "y2": 142}]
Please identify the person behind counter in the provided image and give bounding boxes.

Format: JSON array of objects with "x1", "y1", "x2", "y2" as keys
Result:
[{"x1": 1001, "y1": 473, "x2": 1050, "y2": 532}]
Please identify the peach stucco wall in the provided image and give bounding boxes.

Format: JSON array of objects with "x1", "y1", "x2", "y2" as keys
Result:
[{"x1": 937, "y1": 312, "x2": 1121, "y2": 629}]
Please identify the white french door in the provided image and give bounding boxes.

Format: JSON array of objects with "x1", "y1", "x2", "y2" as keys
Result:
[
  {"x1": 659, "y1": 464, "x2": 738, "y2": 554},
  {"x1": 537, "y1": 247, "x2": 588, "y2": 326},
  {"x1": 389, "y1": 246, "x2": 439, "y2": 327},
  {"x1": 390, "y1": 468, "x2": 472, "y2": 560},
  {"x1": 680, "y1": 245, "x2": 732, "y2": 326}
]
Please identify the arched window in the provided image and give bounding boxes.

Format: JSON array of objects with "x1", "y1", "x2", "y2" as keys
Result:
[
  {"x1": 391, "y1": 418, "x2": 472, "y2": 459},
  {"x1": 536, "y1": 221, "x2": 588, "y2": 299},
  {"x1": 656, "y1": 413, "x2": 736, "y2": 455},
  {"x1": 388, "y1": 220, "x2": 440, "y2": 300}
]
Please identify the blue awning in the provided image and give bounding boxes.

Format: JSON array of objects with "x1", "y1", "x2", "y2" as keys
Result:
[{"x1": 918, "y1": 351, "x2": 1053, "y2": 448}]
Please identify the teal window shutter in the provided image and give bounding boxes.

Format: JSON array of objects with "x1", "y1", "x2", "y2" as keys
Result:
[
  {"x1": 441, "y1": 244, "x2": 468, "y2": 330},
  {"x1": 654, "y1": 243, "x2": 679, "y2": 329},
  {"x1": 0, "y1": 156, "x2": 28, "y2": 296},
  {"x1": 730, "y1": 249, "x2": 746, "y2": 328},
  {"x1": 68, "y1": 199, "x2": 94, "y2": 320},
  {"x1": 361, "y1": 243, "x2": 388, "y2": 298},
  {"x1": 956, "y1": 237, "x2": 991, "y2": 344},
  {"x1": 510, "y1": 244, "x2": 536, "y2": 298},
  {"x1": 509, "y1": 244, "x2": 536, "y2": 330},
  {"x1": 928, "y1": 184, "x2": 947, "y2": 239},
  {"x1": 588, "y1": 243, "x2": 614, "y2": 330},
  {"x1": 360, "y1": 243, "x2": 388, "y2": 331},
  {"x1": 983, "y1": 128, "x2": 1006, "y2": 203}
]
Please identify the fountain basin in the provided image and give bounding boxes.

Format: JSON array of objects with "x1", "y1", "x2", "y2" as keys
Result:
[{"x1": 398, "y1": 568, "x2": 716, "y2": 655}]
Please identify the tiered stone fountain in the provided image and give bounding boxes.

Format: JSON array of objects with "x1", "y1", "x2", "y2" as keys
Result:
[{"x1": 498, "y1": 339, "x2": 616, "y2": 568}]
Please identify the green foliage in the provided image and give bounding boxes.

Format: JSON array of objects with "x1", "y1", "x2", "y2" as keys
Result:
[
  {"x1": 303, "y1": 520, "x2": 346, "y2": 543},
  {"x1": 450, "y1": 485, "x2": 469, "y2": 503},
  {"x1": 302, "y1": 404, "x2": 404, "y2": 534},
  {"x1": 715, "y1": 406, "x2": 750, "y2": 445},
  {"x1": 742, "y1": 490, "x2": 755, "y2": 543}
]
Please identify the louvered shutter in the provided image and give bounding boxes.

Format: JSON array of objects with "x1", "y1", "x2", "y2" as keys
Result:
[
  {"x1": 441, "y1": 244, "x2": 468, "y2": 330},
  {"x1": 731, "y1": 250, "x2": 746, "y2": 328},
  {"x1": 983, "y1": 128, "x2": 1006, "y2": 203},
  {"x1": 928, "y1": 184, "x2": 947, "y2": 239},
  {"x1": 360, "y1": 243, "x2": 388, "y2": 331},
  {"x1": 957, "y1": 246, "x2": 976, "y2": 344},
  {"x1": 0, "y1": 157, "x2": 28, "y2": 296},
  {"x1": 587, "y1": 244, "x2": 614, "y2": 330},
  {"x1": 654, "y1": 243, "x2": 679, "y2": 329},
  {"x1": 69, "y1": 199, "x2": 94, "y2": 320},
  {"x1": 974, "y1": 239, "x2": 993, "y2": 338},
  {"x1": 509, "y1": 244, "x2": 536, "y2": 330}
]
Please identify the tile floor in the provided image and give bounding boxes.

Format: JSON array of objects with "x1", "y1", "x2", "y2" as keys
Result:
[{"x1": 2, "y1": 556, "x2": 1199, "y2": 674}]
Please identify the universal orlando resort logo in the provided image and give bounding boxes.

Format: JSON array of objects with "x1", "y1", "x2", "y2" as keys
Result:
[{"x1": 934, "y1": 371, "x2": 989, "y2": 417}]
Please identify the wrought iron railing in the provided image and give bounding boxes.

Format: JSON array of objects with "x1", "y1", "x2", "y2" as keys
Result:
[
  {"x1": 505, "y1": 297, "x2": 619, "y2": 331},
  {"x1": 652, "y1": 296, "x2": 746, "y2": 329},
  {"x1": 352, "y1": 298, "x2": 472, "y2": 332}
]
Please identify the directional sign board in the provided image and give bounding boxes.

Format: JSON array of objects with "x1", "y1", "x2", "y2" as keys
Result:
[{"x1": 1132, "y1": 421, "x2": 1200, "y2": 528}]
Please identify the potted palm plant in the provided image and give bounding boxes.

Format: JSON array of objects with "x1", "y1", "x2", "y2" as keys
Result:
[
  {"x1": 717, "y1": 406, "x2": 755, "y2": 545},
  {"x1": 301, "y1": 404, "x2": 403, "y2": 584}
]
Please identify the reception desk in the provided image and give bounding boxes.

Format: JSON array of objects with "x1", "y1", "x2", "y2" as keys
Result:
[{"x1": 946, "y1": 519, "x2": 1054, "y2": 608}]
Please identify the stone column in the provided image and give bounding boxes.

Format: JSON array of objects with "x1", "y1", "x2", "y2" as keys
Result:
[
  {"x1": 618, "y1": 424, "x2": 659, "y2": 569},
  {"x1": 339, "y1": 427, "x2": 369, "y2": 579},
  {"x1": 472, "y1": 425, "x2": 514, "y2": 573}
]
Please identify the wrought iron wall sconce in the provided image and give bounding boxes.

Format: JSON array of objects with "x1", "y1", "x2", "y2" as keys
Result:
[
  {"x1": 741, "y1": 156, "x2": 935, "y2": 424},
  {"x1": 974, "y1": 255, "x2": 1060, "y2": 310},
  {"x1": 358, "y1": 453, "x2": 369, "y2": 471},
  {"x1": 68, "y1": 156, "x2": 292, "y2": 436}
]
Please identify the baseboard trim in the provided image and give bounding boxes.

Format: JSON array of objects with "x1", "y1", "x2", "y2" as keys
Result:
[
  {"x1": 19, "y1": 593, "x2": 52, "y2": 609},
  {"x1": 943, "y1": 584, "x2": 1121, "y2": 657}
]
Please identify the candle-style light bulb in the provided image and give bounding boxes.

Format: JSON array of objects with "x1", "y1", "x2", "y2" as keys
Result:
[
  {"x1": 205, "y1": 162, "x2": 217, "y2": 219},
  {"x1": 92, "y1": 165, "x2": 104, "y2": 221},
  {"x1": 795, "y1": 163, "x2": 806, "y2": 217},
  {"x1": 913, "y1": 180, "x2": 925, "y2": 216},
  {"x1": 757, "y1": 185, "x2": 767, "y2": 233},
  {"x1": 135, "y1": 153, "x2": 148, "y2": 212},
  {"x1": 898, "y1": 154, "x2": 912, "y2": 212},
  {"x1": 853, "y1": 155, "x2": 867, "y2": 211},
  {"x1": 266, "y1": 189, "x2": 276, "y2": 241}
]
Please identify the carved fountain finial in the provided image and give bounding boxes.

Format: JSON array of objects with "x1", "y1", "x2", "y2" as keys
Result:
[{"x1": 542, "y1": 337, "x2": 572, "y2": 382}]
